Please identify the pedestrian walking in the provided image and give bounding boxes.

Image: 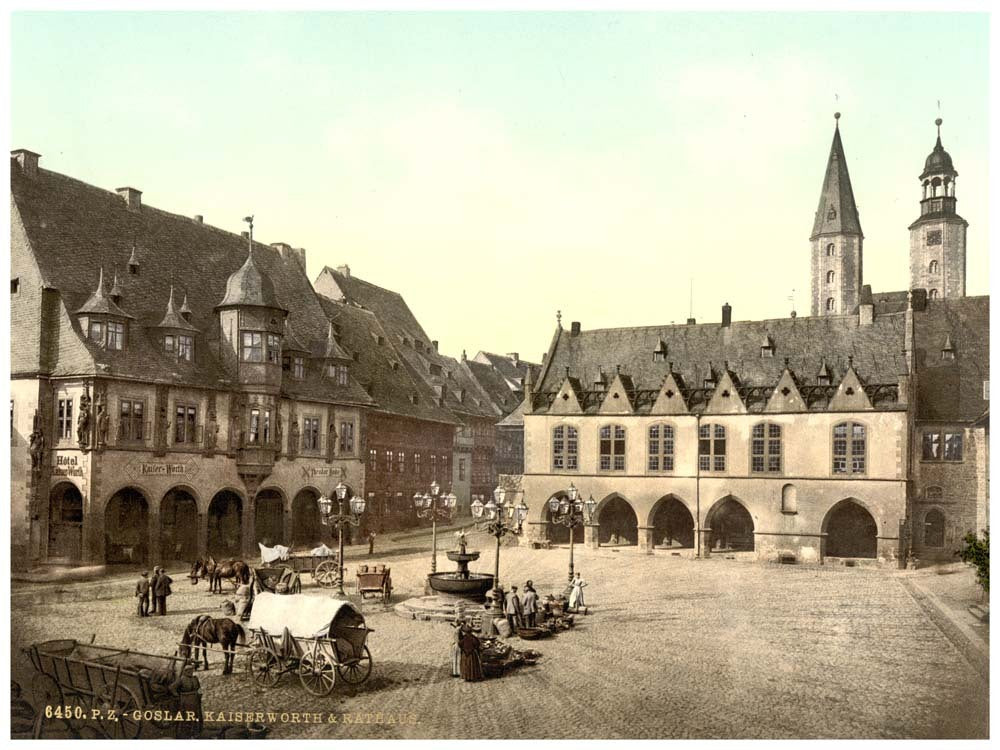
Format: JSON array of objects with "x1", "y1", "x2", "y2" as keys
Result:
[
  {"x1": 504, "y1": 585, "x2": 523, "y2": 633},
  {"x1": 569, "y1": 572, "x2": 587, "y2": 610},
  {"x1": 149, "y1": 568, "x2": 161, "y2": 615},
  {"x1": 522, "y1": 581, "x2": 538, "y2": 628},
  {"x1": 368, "y1": 530, "x2": 376, "y2": 556},
  {"x1": 135, "y1": 571, "x2": 150, "y2": 617},
  {"x1": 458, "y1": 624, "x2": 484, "y2": 682},
  {"x1": 154, "y1": 566, "x2": 173, "y2": 616}
]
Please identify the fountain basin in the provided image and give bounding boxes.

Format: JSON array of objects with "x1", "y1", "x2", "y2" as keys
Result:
[
  {"x1": 446, "y1": 550, "x2": 481, "y2": 563},
  {"x1": 427, "y1": 571, "x2": 495, "y2": 600}
]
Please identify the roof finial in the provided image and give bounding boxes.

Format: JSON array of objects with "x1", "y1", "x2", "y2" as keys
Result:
[
  {"x1": 243, "y1": 215, "x2": 254, "y2": 257},
  {"x1": 834, "y1": 111, "x2": 841, "y2": 128},
  {"x1": 556, "y1": 309, "x2": 562, "y2": 328},
  {"x1": 935, "y1": 116, "x2": 943, "y2": 138},
  {"x1": 95, "y1": 267, "x2": 106, "y2": 297}
]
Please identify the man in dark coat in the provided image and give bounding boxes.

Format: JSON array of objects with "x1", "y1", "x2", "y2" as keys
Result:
[
  {"x1": 154, "y1": 566, "x2": 173, "y2": 616},
  {"x1": 149, "y1": 568, "x2": 161, "y2": 615},
  {"x1": 504, "y1": 585, "x2": 523, "y2": 632},
  {"x1": 522, "y1": 581, "x2": 538, "y2": 628},
  {"x1": 135, "y1": 571, "x2": 150, "y2": 617}
]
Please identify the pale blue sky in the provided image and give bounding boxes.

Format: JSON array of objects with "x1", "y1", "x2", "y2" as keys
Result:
[{"x1": 11, "y1": 12, "x2": 990, "y2": 361}]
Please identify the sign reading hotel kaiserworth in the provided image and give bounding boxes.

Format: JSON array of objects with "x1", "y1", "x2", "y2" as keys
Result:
[
  {"x1": 125, "y1": 459, "x2": 201, "y2": 481},
  {"x1": 51, "y1": 452, "x2": 85, "y2": 477},
  {"x1": 301, "y1": 466, "x2": 345, "y2": 480}
]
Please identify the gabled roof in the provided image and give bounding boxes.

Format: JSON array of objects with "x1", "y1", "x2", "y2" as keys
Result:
[
  {"x1": 464, "y1": 358, "x2": 519, "y2": 415},
  {"x1": 811, "y1": 120, "x2": 863, "y2": 239},
  {"x1": 472, "y1": 351, "x2": 541, "y2": 391}
]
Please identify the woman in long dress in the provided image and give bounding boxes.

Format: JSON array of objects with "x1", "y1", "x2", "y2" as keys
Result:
[
  {"x1": 450, "y1": 620, "x2": 463, "y2": 677},
  {"x1": 568, "y1": 573, "x2": 587, "y2": 609},
  {"x1": 458, "y1": 625, "x2": 484, "y2": 682}
]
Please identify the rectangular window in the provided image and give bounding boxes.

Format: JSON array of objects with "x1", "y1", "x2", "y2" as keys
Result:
[
  {"x1": 293, "y1": 357, "x2": 305, "y2": 380},
  {"x1": 262, "y1": 408, "x2": 271, "y2": 444},
  {"x1": 241, "y1": 331, "x2": 263, "y2": 362},
  {"x1": 648, "y1": 424, "x2": 675, "y2": 472},
  {"x1": 699, "y1": 423, "x2": 726, "y2": 472},
  {"x1": 11, "y1": 278, "x2": 19, "y2": 295},
  {"x1": 459, "y1": 458, "x2": 466, "y2": 481},
  {"x1": 107, "y1": 321, "x2": 124, "y2": 350},
  {"x1": 922, "y1": 432, "x2": 941, "y2": 461},
  {"x1": 266, "y1": 333, "x2": 281, "y2": 364},
  {"x1": 944, "y1": 432, "x2": 963, "y2": 461},
  {"x1": 164, "y1": 334, "x2": 175, "y2": 353},
  {"x1": 337, "y1": 365, "x2": 349, "y2": 386},
  {"x1": 57, "y1": 398, "x2": 74, "y2": 440},
  {"x1": 397, "y1": 451, "x2": 405, "y2": 474},
  {"x1": 89, "y1": 320, "x2": 104, "y2": 344},
  {"x1": 751, "y1": 423, "x2": 782, "y2": 473},
  {"x1": 304, "y1": 417, "x2": 320, "y2": 451},
  {"x1": 249, "y1": 408, "x2": 260, "y2": 444},
  {"x1": 430, "y1": 454, "x2": 437, "y2": 479},
  {"x1": 174, "y1": 404, "x2": 197, "y2": 444},
  {"x1": 178, "y1": 335, "x2": 193, "y2": 361},
  {"x1": 385, "y1": 449, "x2": 394, "y2": 474},
  {"x1": 339, "y1": 421, "x2": 355, "y2": 454},
  {"x1": 368, "y1": 448, "x2": 377, "y2": 470},
  {"x1": 599, "y1": 425, "x2": 626, "y2": 471},
  {"x1": 833, "y1": 422, "x2": 866, "y2": 475},
  {"x1": 922, "y1": 430, "x2": 964, "y2": 462},
  {"x1": 119, "y1": 399, "x2": 144, "y2": 442}
]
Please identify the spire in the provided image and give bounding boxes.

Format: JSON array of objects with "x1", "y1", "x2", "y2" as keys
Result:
[
  {"x1": 811, "y1": 113, "x2": 863, "y2": 240},
  {"x1": 179, "y1": 292, "x2": 192, "y2": 319},
  {"x1": 157, "y1": 285, "x2": 198, "y2": 330},
  {"x1": 920, "y1": 117, "x2": 957, "y2": 179},
  {"x1": 75, "y1": 267, "x2": 134, "y2": 318},
  {"x1": 109, "y1": 270, "x2": 123, "y2": 302}
]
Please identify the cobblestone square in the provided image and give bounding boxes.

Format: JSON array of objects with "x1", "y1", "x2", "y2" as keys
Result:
[{"x1": 11, "y1": 529, "x2": 989, "y2": 739}]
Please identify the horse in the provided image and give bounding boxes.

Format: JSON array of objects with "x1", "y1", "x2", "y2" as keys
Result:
[
  {"x1": 179, "y1": 615, "x2": 245, "y2": 675},
  {"x1": 189, "y1": 557, "x2": 250, "y2": 594}
]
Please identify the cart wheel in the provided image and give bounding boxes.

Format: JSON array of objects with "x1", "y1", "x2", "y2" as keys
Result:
[
  {"x1": 64, "y1": 690, "x2": 92, "y2": 732},
  {"x1": 94, "y1": 684, "x2": 142, "y2": 740},
  {"x1": 298, "y1": 651, "x2": 337, "y2": 696},
  {"x1": 382, "y1": 578, "x2": 392, "y2": 603},
  {"x1": 338, "y1": 645, "x2": 373, "y2": 685},
  {"x1": 247, "y1": 649, "x2": 282, "y2": 688},
  {"x1": 29, "y1": 674, "x2": 77, "y2": 739},
  {"x1": 292, "y1": 577, "x2": 302, "y2": 594},
  {"x1": 314, "y1": 561, "x2": 338, "y2": 588}
]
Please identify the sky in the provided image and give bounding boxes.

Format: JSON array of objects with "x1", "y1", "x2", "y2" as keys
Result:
[{"x1": 10, "y1": 12, "x2": 990, "y2": 363}]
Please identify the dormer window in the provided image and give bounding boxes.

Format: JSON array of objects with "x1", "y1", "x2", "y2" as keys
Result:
[
  {"x1": 818, "y1": 374, "x2": 831, "y2": 386},
  {"x1": 89, "y1": 320, "x2": 105, "y2": 344},
  {"x1": 241, "y1": 332, "x2": 264, "y2": 362},
  {"x1": 293, "y1": 357, "x2": 305, "y2": 379},
  {"x1": 178, "y1": 335, "x2": 193, "y2": 361},
  {"x1": 941, "y1": 335, "x2": 956, "y2": 361},
  {"x1": 430, "y1": 363, "x2": 442, "y2": 376},
  {"x1": 761, "y1": 336, "x2": 775, "y2": 358},
  {"x1": 327, "y1": 364, "x2": 349, "y2": 385},
  {"x1": 164, "y1": 334, "x2": 176, "y2": 353},
  {"x1": 377, "y1": 336, "x2": 385, "y2": 346}
]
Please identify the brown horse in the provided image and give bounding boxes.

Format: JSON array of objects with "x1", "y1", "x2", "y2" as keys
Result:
[
  {"x1": 189, "y1": 557, "x2": 250, "y2": 594},
  {"x1": 179, "y1": 615, "x2": 245, "y2": 674}
]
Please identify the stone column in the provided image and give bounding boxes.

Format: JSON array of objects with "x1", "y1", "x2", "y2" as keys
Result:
[
  {"x1": 242, "y1": 499, "x2": 255, "y2": 558},
  {"x1": 584, "y1": 522, "x2": 600, "y2": 550},
  {"x1": 197, "y1": 512, "x2": 208, "y2": 558},
  {"x1": 523, "y1": 520, "x2": 547, "y2": 546},
  {"x1": 637, "y1": 525, "x2": 655, "y2": 554},
  {"x1": 698, "y1": 527, "x2": 712, "y2": 558},
  {"x1": 283, "y1": 508, "x2": 292, "y2": 547},
  {"x1": 147, "y1": 510, "x2": 160, "y2": 567},
  {"x1": 876, "y1": 535, "x2": 900, "y2": 567}
]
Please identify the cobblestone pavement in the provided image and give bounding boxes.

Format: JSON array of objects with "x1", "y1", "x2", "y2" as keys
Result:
[{"x1": 10, "y1": 530, "x2": 988, "y2": 739}]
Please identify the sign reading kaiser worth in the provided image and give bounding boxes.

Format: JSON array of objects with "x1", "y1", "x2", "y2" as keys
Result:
[
  {"x1": 125, "y1": 459, "x2": 200, "y2": 481},
  {"x1": 52, "y1": 452, "x2": 85, "y2": 477}
]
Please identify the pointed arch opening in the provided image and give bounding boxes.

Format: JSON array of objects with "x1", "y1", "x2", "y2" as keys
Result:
[
  {"x1": 254, "y1": 488, "x2": 285, "y2": 547},
  {"x1": 291, "y1": 488, "x2": 323, "y2": 548},
  {"x1": 48, "y1": 482, "x2": 83, "y2": 562},
  {"x1": 822, "y1": 498, "x2": 877, "y2": 558},
  {"x1": 596, "y1": 494, "x2": 638, "y2": 546},
  {"x1": 208, "y1": 490, "x2": 243, "y2": 557},
  {"x1": 651, "y1": 495, "x2": 694, "y2": 549},
  {"x1": 161, "y1": 487, "x2": 198, "y2": 562},
  {"x1": 104, "y1": 487, "x2": 149, "y2": 564},
  {"x1": 923, "y1": 509, "x2": 945, "y2": 548},
  {"x1": 705, "y1": 495, "x2": 754, "y2": 552}
]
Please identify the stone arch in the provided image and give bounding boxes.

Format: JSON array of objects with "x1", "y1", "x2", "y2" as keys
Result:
[
  {"x1": 161, "y1": 486, "x2": 199, "y2": 562},
  {"x1": 544, "y1": 492, "x2": 584, "y2": 545},
  {"x1": 923, "y1": 508, "x2": 946, "y2": 548},
  {"x1": 649, "y1": 494, "x2": 694, "y2": 549},
  {"x1": 595, "y1": 493, "x2": 638, "y2": 546},
  {"x1": 821, "y1": 498, "x2": 878, "y2": 558},
  {"x1": 291, "y1": 487, "x2": 324, "y2": 548},
  {"x1": 781, "y1": 483, "x2": 798, "y2": 514},
  {"x1": 705, "y1": 495, "x2": 755, "y2": 552},
  {"x1": 208, "y1": 488, "x2": 245, "y2": 558},
  {"x1": 104, "y1": 486, "x2": 150, "y2": 564},
  {"x1": 48, "y1": 481, "x2": 84, "y2": 562},
  {"x1": 254, "y1": 487, "x2": 285, "y2": 547}
]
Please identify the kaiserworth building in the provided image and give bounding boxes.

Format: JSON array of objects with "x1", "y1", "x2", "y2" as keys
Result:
[{"x1": 519, "y1": 118, "x2": 988, "y2": 566}]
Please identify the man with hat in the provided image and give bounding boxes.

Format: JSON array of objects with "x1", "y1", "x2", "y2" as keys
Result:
[
  {"x1": 135, "y1": 571, "x2": 150, "y2": 617},
  {"x1": 153, "y1": 566, "x2": 173, "y2": 616}
]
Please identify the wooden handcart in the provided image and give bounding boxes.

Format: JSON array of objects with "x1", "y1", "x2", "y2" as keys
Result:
[
  {"x1": 356, "y1": 564, "x2": 392, "y2": 603},
  {"x1": 259, "y1": 544, "x2": 340, "y2": 588}
]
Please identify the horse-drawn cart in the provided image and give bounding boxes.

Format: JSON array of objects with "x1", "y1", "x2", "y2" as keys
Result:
[
  {"x1": 258, "y1": 544, "x2": 340, "y2": 588},
  {"x1": 24, "y1": 638, "x2": 203, "y2": 739},
  {"x1": 356, "y1": 564, "x2": 392, "y2": 603},
  {"x1": 245, "y1": 592, "x2": 374, "y2": 696}
]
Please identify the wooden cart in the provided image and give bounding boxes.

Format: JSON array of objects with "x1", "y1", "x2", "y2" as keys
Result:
[
  {"x1": 258, "y1": 544, "x2": 340, "y2": 588},
  {"x1": 355, "y1": 564, "x2": 392, "y2": 603}
]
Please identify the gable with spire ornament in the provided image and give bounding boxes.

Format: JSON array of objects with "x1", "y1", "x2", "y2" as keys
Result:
[
  {"x1": 549, "y1": 375, "x2": 583, "y2": 415},
  {"x1": 650, "y1": 371, "x2": 690, "y2": 416},
  {"x1": 765, "y1": 368, "x2": 807, "y2": 413},
  {"x1": 705, "y1": 370, "x2": 747, "y2": 415},
  {"x1": 598, "y1": 370, "x2": 636, "y2": 415}
]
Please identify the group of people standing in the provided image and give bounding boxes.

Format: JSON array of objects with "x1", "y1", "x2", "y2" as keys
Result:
[
  {"x1": 134, "y1": 567, "x2": 173, "y2": 617},
  {"x1": 503, "y1": 581, "x2": 539, "y2": 630}
]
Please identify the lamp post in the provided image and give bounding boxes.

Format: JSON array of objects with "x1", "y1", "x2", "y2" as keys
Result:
[
  {"x1": 317, "y1": 481, "x2": 366, "y2": 596},
  {"x1": 472, "y1": 485, "x2": 528, "y2": 615},
  {"x1": 413, "y1": 480, "x2": 458, "y2": 574},
  {"x1": 547, "y1": 484, "x2": 597, "y2": 590}
]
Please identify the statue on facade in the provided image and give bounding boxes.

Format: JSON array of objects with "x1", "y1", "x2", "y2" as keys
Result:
[
  {"x1": 288, "y1": 414, "x2": 299, "y2": 458},
  {"x1": 77, "y1": 391, "x2": 92, "y2": 448},
  {"x1": 95, "y1": 403, "x2": 109, "y2": 449},
  {"x1": 230, "y1": 411, "x2": 241, "y2": 450},
  {"x1": 275, "y1": 410, "x2": 283, "y2": 452},
  {"x1": 205, "y1": 410, "x2": 218, "y2": 449},
  {"x1": 326, "y1": 421, "x2": 337, "y2": 461},
  {"x1": 29, "y1": 427, "x2": 46, "y2": 472},
  {"x1": 157, "y1": 402, "x2": 170, "y2": 447}
]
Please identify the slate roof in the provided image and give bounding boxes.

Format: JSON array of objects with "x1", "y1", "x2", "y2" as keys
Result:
[
  {"x1": 463, "y1": 358, "x2": 519, "y2": 416},
  {"x1": 217, "y1": 248, "x2": 286, "y2": 310},
  {"x1": 534, "y1": 312, "x2": 909, "y2": 414},
  {"x1": 921, "y1": 125, "x2": 958, "y2": 180},
  {"x1": 811, "y1": 122, "x2": 863, "y2": 239},
  {"x1": 912, "y1": 295, "x2": 989, "y2": 423},
  {"x1": 11, "y1": 161, "x2": 374, "y2": 407},
  {"x1": 472, "y1": 351, "x2": 541, "y2": 392}
]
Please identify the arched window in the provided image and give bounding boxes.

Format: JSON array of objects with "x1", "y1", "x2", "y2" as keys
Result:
[
  {"x1": 781, "y1": 484, "x2": 797, "y2": 514},
  {"x1": 751, "y1": 422, "x2": 782, "y2": 473},
  {"x1": 826, "y1": 243, "x2": 835, "y2": 257},
  {"x1": 648, "y1": 424, "x2": 675, "y2": 472},
  {"x1": 832, "y1": 422, "x2": 866, "y2": 475},
  {"x1": 599, "y1": 425, "x2": 626, "y2": 471},
  {"x1": 552, "y1": 425, "x2": 578, "y2": 471},
  {"x1": 826, "y1": 297, "x2": 836, "y2": 312},
  {"x1": 699, "y1": 423, "x2": 726, "y2": 472},
  {"x1": 929, "y1": 260, "x2": 939, "y2": 274},
  {"x1": 924, "y1": 509, "x2": 945, "y2": 547},
  {"x1": 929, "y1": 289, "x2": 939, "y2": 299},
  {"x1": 826, "y1": 270, "x2": 835, "y2": 284}
]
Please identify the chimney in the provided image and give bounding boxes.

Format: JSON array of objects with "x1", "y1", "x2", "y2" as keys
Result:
[
  {"x1": 11, "y1": 149, "x2": 40, "y2": 178},
  {"x1": 859, "y1": 284, "x2": 874, "y2": 326},
  {"x1": 686, "y1": 317, "x2": 697, "y2": 325},
  {"x1": 117, "y1": 186, "x2": 142, "y2": 211},
  {"x1": 570, "y1": 322, "x2": 581, "y2": 336},
  {"x1": 722, "y1": 302, "x2": 732, "y2": 327},
  {"x1": 193, "y1": 214, "x2": 204, "y2": 223},
  {"x1": 337, "y1": 264, "x2": 351, "y2": 278},
  {"x1": 432, "y1": 340, "x2": 439, "y2": 352},
  {"x1": 241, "y1": 231, "x2": 249, "y2": 239}
]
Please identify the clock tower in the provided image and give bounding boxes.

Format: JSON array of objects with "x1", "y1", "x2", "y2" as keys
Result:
[
  {"x1": 908, "y1": 118, "x2": 967, "y2": 300},
  {"x1": 810, "y1": 113, "x2": 864, "y2": 317}
]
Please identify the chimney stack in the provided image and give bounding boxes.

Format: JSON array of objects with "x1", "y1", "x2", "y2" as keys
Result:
[
  {"x1": 686, "y1": 317, "x2": 697, "y2": 325},
  {"x1": 570, "y1": 322, "x2": 581, "y2": 336},
  {"x1": 11, "y1": 149, "x2": 40, "y2": 178},
  {"x1": 432, "y1": 340, "x2": 439, "y2": 352},
  {"x1": 241, "y1": 231, "x2": 249, "y2": 239},
  {"x1": 337, "y1": 264, "x2": 351, "y2": 278},
  {"x1": 193, "y1": 214, "x2": 204, "y2": 223},
  {"x1": 508, "y1": 352, "x2": 520, "y2": 366},
  {"x1": 117, "y1": 186, "x2": 142, "y2": 211},
  {"x1": 722, "y1": 302, "x2": 732, "y2": 327},
  {"x1": 859, "y1": 284, "x2": 874, "y2": 326}
]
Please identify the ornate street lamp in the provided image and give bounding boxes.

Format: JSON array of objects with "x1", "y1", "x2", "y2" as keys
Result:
[
  {"x1": 413, "y1": 481, "x2": 457, "y2": 574},
  {"x1": 473, "y1": 484, "x2": 528, "y2": 615},
  {"x1": 318, "y1": 481, "x2": 366, "y2": 596},
  {"x1": 548, "y1": 483, "x2": 597, "y2": 588}
]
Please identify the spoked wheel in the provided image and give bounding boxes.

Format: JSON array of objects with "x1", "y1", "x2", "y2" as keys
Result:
[
  {"x1": 247, "y1": 649, "x2": 282, "y2": 688},
  {"x1": 337, "y1": 645, "x2": 373, "y2": 685},
  {"x1": 298, "y1": 651, "x2": 337, "y2": 696},
  {"x1": 30, "y1": 674, "x2": 76, "y2": 739},
  {"x1": 93, "y1": 684, "x2": 142, "y2": 739},
  {"x1": 313, "y1": 561, "x2": 338, "y2": 588}
]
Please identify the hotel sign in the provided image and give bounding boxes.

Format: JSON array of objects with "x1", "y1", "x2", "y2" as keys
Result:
[{"x1": 52, "y1": 453, "x2": 85, "y2": 477}]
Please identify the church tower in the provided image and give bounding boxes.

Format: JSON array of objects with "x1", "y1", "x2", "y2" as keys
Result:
[
  {"x1": 908, "y1": 118, "x2": 967, "y2": 300},
  {"x1": 810, "y1": 113, "x2": 864, "y2": 317}
]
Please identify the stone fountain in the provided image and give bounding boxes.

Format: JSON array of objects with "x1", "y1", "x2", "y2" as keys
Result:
[{"x1": 395, "y1": 532, "x2": 495, "y2": 622}]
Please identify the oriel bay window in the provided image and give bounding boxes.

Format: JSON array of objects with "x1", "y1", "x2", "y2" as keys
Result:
[
  {"x1": 699, "y1": 423, "x2": 726, "y2": 472},
  {"x1": 648, "y1": 424, "x2": 674, "y2": 472},
  {"x1": 248, "y1": 407, "x2": 272, "y2": 444},
  {"x1": 832, "y1": 422, "x2": 866, "y2": 475},
  {"x1": 921, "y1": 430, "x2": 964, "y2": 462},
  {"x1": 552, "y1": 425, "x2": 579, "y2": 470},
  {"x1": 174, "y1": 404, "x2": 198, "y2": 444},
  {"x1": 751, "y1": 423, "x2": 782, "y2": 473},
  {"x1": 178, "y1": 335, "x2": 193, "y2": 361},
  {"x1": 599, "y1": 425, "x2": 626, "y2": 471},
  {"x1": 303, "y1": 417, "x2": 320, "y2": 451},
  {"x1": 266, "y1": 334, "x2": 281, "y2": 364},
  {"x1": 241, "y1": 331, "x2": 264, "y2": 362},
  {"x1": 339, "y1": 420, "x2": 355, "y2": 454}
]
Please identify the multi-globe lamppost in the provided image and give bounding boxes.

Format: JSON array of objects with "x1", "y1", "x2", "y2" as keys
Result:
[
  {"x1": 413, "y1": 480, "x2": 458, "y2": 574},
  {"x1": 472, "y1": 485, "x2": 528, "y2": 614},
  {"x1": 547, "y1": 483, "x2": 597, "y2": 589},
  {"x1": 317, "y1": 481, "x2": 366, "y2": 597}
]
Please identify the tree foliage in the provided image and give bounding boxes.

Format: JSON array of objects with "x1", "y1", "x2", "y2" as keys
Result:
[{"x1": 956, "y1": 528, "x2": 989, "y2": 594}]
